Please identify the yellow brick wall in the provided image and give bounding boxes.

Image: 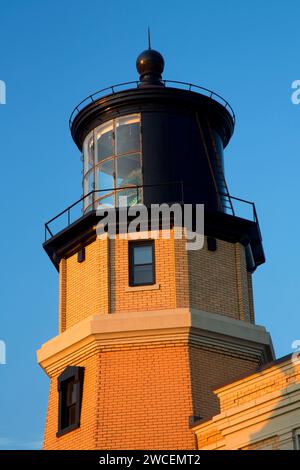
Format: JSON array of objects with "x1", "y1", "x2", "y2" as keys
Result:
[
  {"x1": 60, "y1": 233, "x2": 254, "y2": 329},
  {"x1": 193, "y1": 358, "x2": 300, "y2": 450},
  {"x1": 43, "y1": 351, "x2": 99, "y2": 450},
  {"x1": 242, "y1": 436, "x2": 279, "y2": 450},
  {"x1": 174, "y1": 237, "x2": 190, "y2": 308},
  {"x1": 247, "y1": 272, "x2": 255, "y2": 323},
  {"x1": 218, "y1": 361, "x2": 300, "y2": 412},
  {"x1": 109, "y1": 235, "x2": 176, "y2": 314},
  {"x1": 235, "y1": 243, "x2": 251, "y2": 322},
  {"x1": 43, "y1": 342, "x2": 261, "y2": 450},
  {"x1": 197, "y1": 425, "x2": 223, "y2": 449},
  {"x1": 61, "y1": 237, "x2": 109, "y2": 331},
  {"x1": 95, "y1": 343, "x2": 195, "y2": 449},
  {"x1": 43, "y1": 343, "x2": 196, "y2": 450},
  {"x1": 45, "y1": 230, "x2": 260, "y2": 449},
  {"x1": 58, "y1": 258, "x2": 67, "y2": 333},
  {"x1": 188, "y1": 239, "x2": 252, "y2": 321},
  {"x1": 189, "y1": 346, "x2": 260, "y2": 421}
]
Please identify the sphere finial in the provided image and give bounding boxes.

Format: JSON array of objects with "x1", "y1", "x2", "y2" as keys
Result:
[{"x1": 136, "y1": 34, "x2": 165, "y2": 87}]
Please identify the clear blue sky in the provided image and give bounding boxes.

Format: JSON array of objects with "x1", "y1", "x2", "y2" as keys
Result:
[{"x1": 0, "y1": 0, "x2": 299, "y2": 450}]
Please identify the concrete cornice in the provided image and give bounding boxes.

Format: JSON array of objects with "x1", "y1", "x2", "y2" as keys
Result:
[{"x1": 37, "y1": 308, "x2": 274, "y2": 375}]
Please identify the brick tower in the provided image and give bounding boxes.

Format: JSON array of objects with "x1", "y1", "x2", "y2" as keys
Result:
[{"x1": 38, "y1": 48, "x2": 274, "y2": 450}]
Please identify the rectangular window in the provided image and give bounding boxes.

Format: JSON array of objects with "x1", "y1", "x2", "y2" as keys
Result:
[
  {"x1": 95, "y1": 122, "x2": 114, "y2": 162},
  {"x1": 115, "y1": 115, "x2": 140, "y2": 155},
  {"x1": 129, "y1": 241, "x2": 155, "y2": 286},
  {"x1": 57, "y1": 366, "x2": 84, "y2": 437},
  {"x1": 63, "y1": 379, "x2": 77, "y2": 428}
]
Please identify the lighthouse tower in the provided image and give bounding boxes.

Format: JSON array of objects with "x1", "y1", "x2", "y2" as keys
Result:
[{"x1": 38, "y1": 48, "x2": 274, "y2": 450}]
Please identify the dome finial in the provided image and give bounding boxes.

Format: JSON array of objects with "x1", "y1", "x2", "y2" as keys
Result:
[{"x1": 136, "y1": 36, "x2": 165, "y2": 87}]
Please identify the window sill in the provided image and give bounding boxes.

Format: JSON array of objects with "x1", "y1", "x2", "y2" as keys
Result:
[
  {"x1": 125, "y1": 283, "x2": 160, "y2": 292},
  {"x1": 56, "y1": 423, "x2": 80, "y2": 438}
]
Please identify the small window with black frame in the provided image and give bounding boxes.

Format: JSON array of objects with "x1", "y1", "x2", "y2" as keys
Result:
[
  {"x1": 129, "y1": 241, "x2": 155, "y2": 287},
  {"x1": 57, "y1": 366, "x2": 84, "y2": 437}
]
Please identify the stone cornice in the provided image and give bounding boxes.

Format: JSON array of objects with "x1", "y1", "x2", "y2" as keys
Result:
[{"x1": 37, "y1": 308, "x2": 274, "y2": 376}]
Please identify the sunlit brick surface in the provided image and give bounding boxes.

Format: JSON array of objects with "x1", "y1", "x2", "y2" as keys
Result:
[
  {"x1": 43, "y1": 342, "x2": 260, "y2": 450},
  {"x1": 60, "y1": 234, "x2": 253, "y2": 331},
  {"x1": 42, "y1": 231, "x2": 262, "y2": 449}
]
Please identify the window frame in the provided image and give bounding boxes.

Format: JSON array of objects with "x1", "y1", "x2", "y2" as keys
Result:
[
  {"x1": 128, "y1": 240, "x2": 156, "y2": 287},
  {"x1": 57, "y1": 366, "x2": 84, "y2": 437},
  {"x1": 82, "y1": 114, "x2": 143, "y2": 212}
]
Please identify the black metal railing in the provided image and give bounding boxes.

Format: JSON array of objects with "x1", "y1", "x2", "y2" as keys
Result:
[
  {"x1": 44, "y1": 182, "x2": 259, "y2": 242},
  {"x1": 69, "y1": 80, "x2": 235, "y2": 129},
  {"x1": 227, "y1": 193, "x2": 262, "y2": 240}
]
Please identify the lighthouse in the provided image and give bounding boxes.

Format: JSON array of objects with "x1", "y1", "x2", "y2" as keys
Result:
[{"x1": 38, "y1": 48, "x2": 274, "y2": 450}]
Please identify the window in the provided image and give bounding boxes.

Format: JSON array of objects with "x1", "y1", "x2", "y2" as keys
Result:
[
  {"x1": 82, "y1": 114, "x2": 142, "y2": 212},
  {"x1": 115, "y1": 115, "x2": 140, "y2": 154},
  {"x1": 129, "y1": 241, "x2": 155, "y2": 286},
  {"x1": 96, "y1": 121, "x2": 114, "y2": 162},
  {"x1": 57, "y1": 366, "x2": 84, "y2": 436}
]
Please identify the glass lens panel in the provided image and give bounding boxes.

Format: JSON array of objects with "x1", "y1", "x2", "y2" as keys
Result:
[
  {"x1": 116, "y1": 115, "x2": 140, "y2": 155},
  {"x1": 96, "y1": 194, "x2": 114, "y2": 210},
  {"x1": 83, "y1": 131, "x2": 94, "y2": 175},
  {"x1": 83, "y1": 193, "x2": 95, "y2": 212},
  {"x1": 133, "y1": 264, "x2": 153, "y2": 285},
  {"x1": 97, "y1": 159, "x2": 114, "y2": 195},
  {"x1": 133, "y1": 245, "x2": 153, "y2": 265},
  {"x1": 88, "y1": 137, "x2": 94, "y2": 168},
  {"x1": 96, "y1": 121, "x2": 114, "y2": 162},
  {"x1": 88, "y1": 171, "x2": 94, "y2": 191},
  {"x1": 83, "y1": 171, "x2": 94, "y2": 210},
  {"x1": 116, "y1": 154, "x2": 142, "y2": 188},
  {"x1": 116, "y1": 188, "x2": 142, "y2": 207},
  {"x1": 84, "y1": 201, "x2": 94, "y2": 213}
]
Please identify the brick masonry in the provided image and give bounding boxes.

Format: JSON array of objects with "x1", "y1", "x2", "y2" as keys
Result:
[
  {"x1": 59, "y1": 233, "x2": 254, "y2": 332},
  {"x1": 43, "y1": 341, "x2": 260, "y2": 449},
  {"x1": 43, "y1": 231, "x2": 262, "y2": 449},
  {"x1": 193, "y1": 357, "x2": 300, "y2": 450},
  {"x1": 188, "y1": 238, "x2": 253, "y2": 321}
]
